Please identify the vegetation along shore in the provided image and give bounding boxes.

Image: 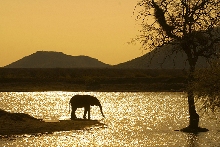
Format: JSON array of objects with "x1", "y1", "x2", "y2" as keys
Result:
[{"x1": 0, "y1": 68, "x2": 187, "y2": 92}]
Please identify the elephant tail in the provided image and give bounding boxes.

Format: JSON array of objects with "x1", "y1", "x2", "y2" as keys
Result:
[{"x1": 98, "y1": 103, "x2": 105, "y2": 118}]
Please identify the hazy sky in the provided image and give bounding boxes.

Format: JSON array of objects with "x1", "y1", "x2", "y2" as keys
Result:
[{"x1": 0, "y1": 0, "x2": 145, "y2": 67}]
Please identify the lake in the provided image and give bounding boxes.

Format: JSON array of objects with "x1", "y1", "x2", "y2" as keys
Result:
[{"x1": 0, "y1": 92, "x2": 220, "y2": 146}]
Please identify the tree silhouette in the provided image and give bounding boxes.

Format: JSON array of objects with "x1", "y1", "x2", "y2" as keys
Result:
[{"x1": 135, "y1": 0, "x2": 220, "y2": 132}]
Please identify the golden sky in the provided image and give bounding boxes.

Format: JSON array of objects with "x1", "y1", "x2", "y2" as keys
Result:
[{"x1": 0, "y1": 0, "x2": 145, "y2": 67}]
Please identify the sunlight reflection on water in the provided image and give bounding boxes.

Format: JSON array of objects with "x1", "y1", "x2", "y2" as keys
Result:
[{"x1": 0, "y1": 92, "x2": 220, "y2": 146}]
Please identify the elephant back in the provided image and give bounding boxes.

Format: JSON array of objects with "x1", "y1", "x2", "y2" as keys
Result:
[{"x1": 70, "y1": 95, "x2": 101, "y2": 107}]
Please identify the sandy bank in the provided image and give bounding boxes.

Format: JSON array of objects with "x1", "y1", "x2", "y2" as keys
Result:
[{"x1": 0, "y1": 109, "x2": 105, "y2": 137}]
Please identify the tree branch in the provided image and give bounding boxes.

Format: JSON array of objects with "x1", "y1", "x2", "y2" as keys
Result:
[{"x1": 151, "y1": 0, "x2": 180, "y2": 40}]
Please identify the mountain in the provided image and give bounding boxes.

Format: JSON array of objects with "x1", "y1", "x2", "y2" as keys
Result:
[
  {"x1": 4, "y1": 47, "x2": 214, "y2": 69},
  {"x1": 4, "y1": 51, "x2": 111, "y2": 68},
  {"x1": 114, "y1": 44, "x2": 209, "y2": 69}
]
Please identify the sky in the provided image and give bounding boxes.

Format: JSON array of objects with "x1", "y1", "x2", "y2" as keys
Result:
[{"x1": 0, "y1": 0, "x2": 145, "y2": 67}]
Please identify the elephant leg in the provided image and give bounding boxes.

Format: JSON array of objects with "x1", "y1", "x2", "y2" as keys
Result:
[
  {"x1": 88, "y1": 105, "x2": 91, "y2": 120},
  {"x1": 83, "y1": 106, "x2": 90, "y2": 120},
  {"x1": 83, "y1": 107, "x2": 88, "y2": 119},
  {"x1": 71, "y1": 107, "x2": 77, "y2": 120}
]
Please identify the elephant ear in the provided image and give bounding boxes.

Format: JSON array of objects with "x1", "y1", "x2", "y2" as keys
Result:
[{"x1": 89, "y1": 96, "x2": 101, "y2": 106}]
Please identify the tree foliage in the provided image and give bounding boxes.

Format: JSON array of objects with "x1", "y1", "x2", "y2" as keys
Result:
[
  {"x1": 135, "y1": 0, "x2": 220, "y2": 62},
  {"x1": 135, "y1": 0, "x2": 220, "y2": 109}
]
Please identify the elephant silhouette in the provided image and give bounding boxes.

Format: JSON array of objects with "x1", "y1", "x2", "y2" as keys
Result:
[{"x1": 69, "y1": 95, "x2": 105, "y2": 120}]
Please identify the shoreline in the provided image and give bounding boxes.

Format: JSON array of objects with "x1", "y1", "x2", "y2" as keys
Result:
[
  {"x1": 0, "y1": 83, "x2": 185, "y2": 92},
  {"x1": 0, "y1": 68, "x2": 187, "y2": 92},
  {"x1": 0, "y1": 109, "x2": 105, "y2": 137}
]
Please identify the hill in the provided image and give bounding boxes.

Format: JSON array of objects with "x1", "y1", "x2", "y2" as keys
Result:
[
  {"x1": 114, "y1": 44, "x2": 209, "y2": 69},
  {"x1": 4, "y1": 47, "x2": 213, "y2": 69},
  {"x1": 4, "y1": 51, "x2": 111, "y2": 68}
]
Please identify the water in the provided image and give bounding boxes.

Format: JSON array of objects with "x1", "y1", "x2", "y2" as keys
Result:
[{"x1": 0, "y1": 92, "x2": 220, "y2": 146}]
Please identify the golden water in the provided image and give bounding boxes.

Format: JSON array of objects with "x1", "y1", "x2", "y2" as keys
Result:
[{"x1": 0, "y1": 92, "x2": 219, "y2": 146}]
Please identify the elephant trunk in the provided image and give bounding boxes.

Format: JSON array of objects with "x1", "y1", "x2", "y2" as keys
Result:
[{"x1": 98, "y1": 103, "x2": 105, "y2": 118}]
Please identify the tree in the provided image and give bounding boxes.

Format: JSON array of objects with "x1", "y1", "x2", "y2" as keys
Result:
[{"x1": 135, "y1": 0, "x2": 220, "y2": 132}]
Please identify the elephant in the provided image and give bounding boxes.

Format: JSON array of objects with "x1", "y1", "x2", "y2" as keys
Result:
[{"x1": 69, "y1": 95, "x2": 105, "y2": 120}]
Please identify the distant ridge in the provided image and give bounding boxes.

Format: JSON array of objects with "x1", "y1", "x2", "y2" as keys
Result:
[
  {"x1": 114, "y1": 44, "x2": 209, "y2": 69},
  {"x1": 4, "y1": 48, "x2": 213, "y2": 69},
  {"x1": 4, "y1": 51, "x2": 111, "y2": 68}
]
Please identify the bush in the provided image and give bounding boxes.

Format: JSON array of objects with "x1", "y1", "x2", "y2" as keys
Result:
[{"x1": 193, "y1": 62, "x2": 220, "y2": 111}]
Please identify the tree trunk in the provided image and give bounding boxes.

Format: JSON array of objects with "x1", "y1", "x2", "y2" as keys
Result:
[
  {"x1": 187, "y1": 62, "x2": 200, "y2": 129},
  {"x1": 180, "y1": 45, "x2": 209, "y2": 132},
  {"x1": 187, "y1": 88, "x2": 199, "y2": 129},
  {"x1": 180, "y1": 56, "x2": 207, "y2": 132}
]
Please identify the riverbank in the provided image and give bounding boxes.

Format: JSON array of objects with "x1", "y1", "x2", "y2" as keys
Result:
[
  {"x1": 0, "y1": 82, "x2": 185, "y2": 92},
  {"x1": 0, "y1": 68, "x2": 187, "y2": 92},
  {"x1": 0, "y1": 109, "x2": 104, "y2": 137}
]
